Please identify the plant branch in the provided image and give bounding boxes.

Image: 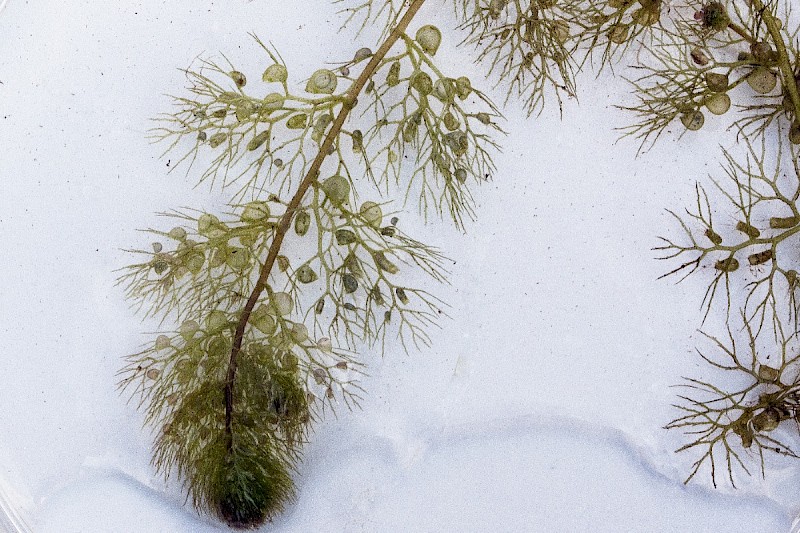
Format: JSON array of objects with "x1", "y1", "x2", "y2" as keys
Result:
[
  {"x1": 223, "y1": 0, "x2": 428, "y2": 449},
  {"x1": 751, "y1": 0, "x2": 800, "y2": 123},
  {"x1": 729, "y1": 22, "x2": 757, "y2": 44}
]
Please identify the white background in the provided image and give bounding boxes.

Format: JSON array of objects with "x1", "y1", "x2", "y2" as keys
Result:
[{"x1": 0, "y1": 1, "x2": 798, "y2": 531}]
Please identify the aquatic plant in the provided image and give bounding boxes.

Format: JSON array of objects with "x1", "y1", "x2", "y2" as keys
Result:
[{"x1": 120, "y1": 0, "x2": 800, "y2": 526}]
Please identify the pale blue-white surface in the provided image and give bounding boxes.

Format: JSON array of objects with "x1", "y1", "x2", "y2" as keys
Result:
[{"x1": 0, "y1": 1, "x2": 797, "y2": 531}]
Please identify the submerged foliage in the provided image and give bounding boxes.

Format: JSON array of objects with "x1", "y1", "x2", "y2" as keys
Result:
[
  {"x1": 643, "y1": 0, "x2": 800, "y2": 486},
  {"x1": 120, "y1": 0, "x2": 800, "y2": 527},
  {"x1": 122, "y1": 1, "x2": 500, "y2": 527}
]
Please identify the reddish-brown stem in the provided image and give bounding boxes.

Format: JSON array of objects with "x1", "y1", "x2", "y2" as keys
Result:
[{"x1": 224, "y1": 0, "x2": 427, "y2": 448}]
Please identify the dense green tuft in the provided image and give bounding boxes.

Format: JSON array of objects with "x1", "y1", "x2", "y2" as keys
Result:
[
  {"x1": 150, "y1": 355, "x2": 309, "y2": 527},
  {"x1": 213, "y1": 440, "x2": 294, "y2": 528}
]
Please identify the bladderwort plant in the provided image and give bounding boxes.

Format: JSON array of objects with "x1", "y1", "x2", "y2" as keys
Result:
[
  {"x1": 118, "y1": 0, "x2": 800, "y2": 528},
  {"x1": 120, "y1": 2, "x2": 501, "y2": 527},
  {"x1": 647, "y1": 1, "x2": 800, "y2": 487}
]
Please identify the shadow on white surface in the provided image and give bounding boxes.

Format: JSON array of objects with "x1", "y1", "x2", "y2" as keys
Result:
[
  {"x1": 0, "y1": 475, "x2": 32, "y2": 533},
  {"x1": 27, "y1": 411, "x2": 792, "y2": 532}
]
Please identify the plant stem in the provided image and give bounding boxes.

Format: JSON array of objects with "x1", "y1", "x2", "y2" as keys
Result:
[
  {"x1": 223, "y1": 0, "x2": 428, "y2": 450},
  {"x1": 728, "y1": 22, "x2": 756, "y2": 45},
  {"x1": 751, "y1": 0, "x2": 800, "y2": 124},
  {"x1": 705, "y1": 224, "x2": 800, "y2": 254}
]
